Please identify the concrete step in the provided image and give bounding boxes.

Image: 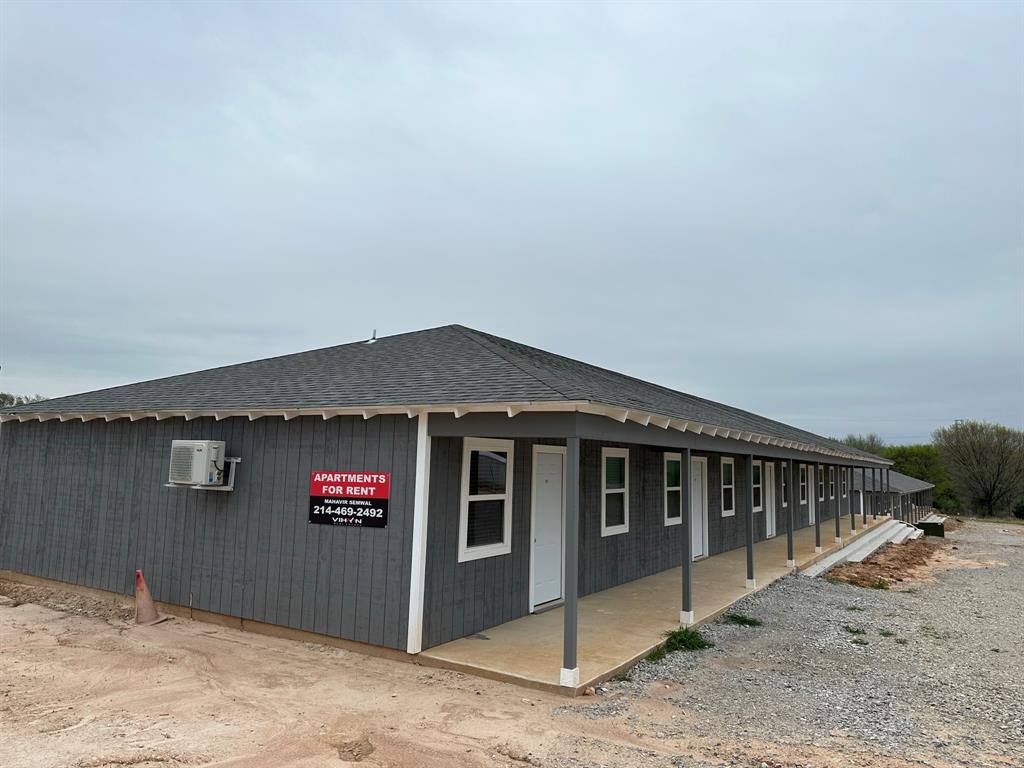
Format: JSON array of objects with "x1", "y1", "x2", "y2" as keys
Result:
[
  {"x1": 909, "y1": 528, "x2": 924, "y2": 540},
  {"x1": 891, "y1": 527, "x2": 913, "y2": 545},
  {"x1": 846, "y1": 521, "x2": 907, "y2": 562},
  {"x1": 801, "y1": 520, "x2": 903, "y2": 578}
]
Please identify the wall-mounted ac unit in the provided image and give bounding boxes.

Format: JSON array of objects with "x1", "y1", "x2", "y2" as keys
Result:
[{"x1": 168, "y1": 440, "x2": 225, "y2": 486}]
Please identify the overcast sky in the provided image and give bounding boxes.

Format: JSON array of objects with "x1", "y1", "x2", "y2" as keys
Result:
[{"x1": 1, "y1": 1, "x2": 1021, "y2": 443}]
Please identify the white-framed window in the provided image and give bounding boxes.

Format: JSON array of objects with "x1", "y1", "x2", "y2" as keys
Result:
[
  {"x1": 841, "y1": 467, "x2": 848, "y2": 498},
  {"x1": 721, "y1": 457, "x2": 735, "y2": 517},
  {"x1": 829, "y1": 466, "x2": 836, "y2": 499},
  {"x1": 664, "y1": 452, "x2": 682, "y2": 527},
  {"x1": 799, "y1": 464, "x2": 808, "y2": 505},
  {"x1": 781, "y1": 461, "x2": 789, "y2": 507},
  {"x1": 601, "y1": 447, "x2": 629, "y2": 536},
  {"x1": 752, "y1": 460, "x2": 763, "y2": 512},
  {"x1": 817, "y1": 464, "x2": 825, "y2": 501},
  {"x1": 458, "y1": 438, "x2": 514, "y2": 562}
]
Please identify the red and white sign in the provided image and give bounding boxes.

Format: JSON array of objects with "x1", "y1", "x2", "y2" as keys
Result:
[
  {"x1": 308, "y1": 471, "x2": 391, "y2": 528},
  {"x1": 309, "y1": 471, "x2": 390, "y2": 499}
]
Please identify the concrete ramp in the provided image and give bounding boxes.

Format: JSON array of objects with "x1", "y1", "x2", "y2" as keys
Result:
[{"x1": 801, "y1": 520, "x2": 918, "y2": 578}]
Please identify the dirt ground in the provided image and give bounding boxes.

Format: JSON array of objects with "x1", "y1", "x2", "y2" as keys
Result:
[{"x1": 0, "y1": 520, "x2": 1017, "y2": 768}]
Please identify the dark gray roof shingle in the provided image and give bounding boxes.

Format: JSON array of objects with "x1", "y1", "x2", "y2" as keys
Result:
[
  {"x1": 5, "y1": 324, "x2": 883, "y2": 461},
  {"x1": 852, "y1": 468, "x2": 934, "y2": 494}
]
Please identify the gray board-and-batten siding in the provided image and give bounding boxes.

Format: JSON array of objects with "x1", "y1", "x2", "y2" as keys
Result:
[
  {"x1": 1, "y1": 412, "x2": 859, "y2": 653},
  {"x1": 420, "y1": 436, "x2": 846, "y2": 649},
  {"x1": 0, "y1": 415, "x2": 417, "y2": 650}
]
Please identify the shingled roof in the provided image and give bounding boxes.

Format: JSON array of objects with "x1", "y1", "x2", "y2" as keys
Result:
[
  {"x1": 852, "y1": 468, "x2": 934, "y2": 494},
  {"x1": 3, "y1": 324, "x2": 885, "y2": 463}
]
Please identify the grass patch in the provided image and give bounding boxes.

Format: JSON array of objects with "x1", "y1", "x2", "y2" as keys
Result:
[
  {"x1": 645, "y1": 627, "x2": 714, "y2": 662},
  {"x1": 721, "y1": 612, "x2": 762, "y2": 627},
  {"x1": 879, "y1": 629, "x2": 896, "y2": 637},
  {"x1": 845, "y1": 605, "x2": 865, "y2": 612},
  {"x1": 851, "y1": 638, "x2": 869, "y2": 646},
  {"x1": 895, "y1": 638, "x2": 908, "y2": 645},
  {"x1": 919, "y1": 624, "x2": 952, "y2": 641},
  {"x1": 868, "y1": 578, "x2": 889, "y2": 590},
  {"x1": 842, "y1": 625, "x2": 867, "y2": 635}
]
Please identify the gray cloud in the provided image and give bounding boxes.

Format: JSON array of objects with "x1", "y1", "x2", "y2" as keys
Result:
[{"x1": 2, "y1": 0, "x2": 1021, "y2": 443}]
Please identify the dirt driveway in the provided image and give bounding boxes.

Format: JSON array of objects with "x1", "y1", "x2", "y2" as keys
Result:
[{"x1": 1, "y1": 520, "x2": 1020, "y2": 768}]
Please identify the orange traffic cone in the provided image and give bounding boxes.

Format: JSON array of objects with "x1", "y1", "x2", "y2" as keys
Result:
[{"x1": 134, "y1": 569, "x2": 167, "y2": 625}]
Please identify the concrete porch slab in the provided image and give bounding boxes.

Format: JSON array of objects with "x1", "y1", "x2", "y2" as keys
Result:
[{"x1": 418, "y1": 515, "x2": 888, "y2": 695}]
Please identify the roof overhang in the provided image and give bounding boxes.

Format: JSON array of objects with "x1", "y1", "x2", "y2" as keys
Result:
[{"x1": 0, "y1": 399, "x2": 891, "y2": 466}]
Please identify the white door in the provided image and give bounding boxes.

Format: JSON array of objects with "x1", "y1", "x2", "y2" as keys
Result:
[
  {"x1": 531, "y1": 448, "x2": 564, "y2": 608},
  {"x1": 764, "y1": 462, "x2": 777, "y2": 538},
  {"x1": 690, "y1": 457, "x2": 708, "y2": 559}
]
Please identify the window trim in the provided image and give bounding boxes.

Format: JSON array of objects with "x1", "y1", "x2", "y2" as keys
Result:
[
  {"x1": 664, "y1": 452, "x2": 682, "y2": 527},
  {"x1": 751, "y1": 460, "x2": 763, "y2": 513},
  {"x1": 817, "y1": 464, "x2": 825, "y2": 501},
  {"x1": 601, "y1": 447, "x2": 630, "y2": 537},
  {"x1": 458, "y1": 437, "x2": 515, "y2": 563},
  {"x1": 829, "y1": 466, "x2": 836, "y2": 499},
  {"x1": 721, "y1": 457, "x2": 736, "y2": 517},
  {"x1": 799, "y1": 464, "x2": 808, "y2": 505},
  {"x1": 841, "y1": 467, "x2": 848, "y2": 498},
  {"x1": 781, "y1": 461, "x2": 789, "y2": 508}
]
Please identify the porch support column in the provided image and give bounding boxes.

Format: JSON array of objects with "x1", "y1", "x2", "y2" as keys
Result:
[
  {"x1": 680, "y1": 447, "x2": 694, "y2": 626},
  {"x1": 560, "y1": 437, "x2": 580, "y2": 690},
  {"x1": 834, "y1": 465, "x2": 842, "y2": 544},
  {"x1": 745, "y1": 454, "x2": 756, "y2": 589},
  {"x1": 861, "y1": 467, "x2": 867, "y2": 525},
  {"x1": 871, "y1": 468, "x2": 877, "y2": 520},
  {"x1": 886, "y1": 469, "x2": 892, "y2": 518},
  {"x1": 814, "y1": 465, "x2": 822, "y2": 554},
  {"x1": 849, "y1": 467, "x2": 857, "y2": 532},
  {"x1": 786, "y1": 461, "x2": 795, "y2": 567}
]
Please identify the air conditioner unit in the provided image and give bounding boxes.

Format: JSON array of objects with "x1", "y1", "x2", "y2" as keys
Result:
[{"x1": 168, "y1": 440, "x2": 225, "y2": 486}]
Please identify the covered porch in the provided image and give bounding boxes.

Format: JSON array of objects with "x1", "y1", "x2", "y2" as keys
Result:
[{"x1": 420, "y1": 514, "x2": 889, "y2": 694}]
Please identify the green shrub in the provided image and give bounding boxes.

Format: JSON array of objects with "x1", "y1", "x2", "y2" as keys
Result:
[
  {"x1": 646, "y1": 627, "x2": 714, "y2": 662},
  {"x1": 869, "y1": 578, "x2": 889, "y2": 590},
  {"x1": 721, "y1": 613, "x2": 762, "y2": 627},
  {"x1": 842, "y1": 625, "x2": 866, "y2": 635}
]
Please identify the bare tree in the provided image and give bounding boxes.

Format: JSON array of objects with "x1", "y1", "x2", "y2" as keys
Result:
[
  {"x1": 933, "y1": 421, "x2": 1024, "y2": 517},
  {"x1": 842, "y1": 432, "x2": 886, "y2": 456},
  {"x1": 0, "y1": 393, "x2": 46, "y2": 408}
]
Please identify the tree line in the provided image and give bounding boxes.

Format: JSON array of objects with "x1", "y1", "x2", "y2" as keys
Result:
[{"x1": 841, "y1": 421, "x2": 1024, "y2": 519}]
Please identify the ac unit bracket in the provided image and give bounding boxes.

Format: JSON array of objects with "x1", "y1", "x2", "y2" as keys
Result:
[{"x1": 165, "y1": 457, "x2": 241, "y2": 491}]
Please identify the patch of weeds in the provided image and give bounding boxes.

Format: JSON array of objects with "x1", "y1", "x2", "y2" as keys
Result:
[
  {"x1": 851, "y1": 638, "x2": 870, "y2": 646},
  {"x1": 825, "y1": 576, "x2": 842, "y2": 584},
  {"x1": 902, "y1": 587, "x2": 919, "y2": 594},
  {"x1": 721, "y1": 613, "x2": 762, "y2": 627},
  {"x1": 879, "y1": 629, "x2": 896, "y2": 637},
  {"x1": 845, "y1": 605, "x2": 865, "y2": 612},
  {"x1": 842, "y1": 625, "x2": 867, "y2": 635},
  {"x1": 647, "y1": 627, "x2": 714, "y2": 662},
  {"x1": 895, "y1": 638, "x2": 908, "y2": 645},
  {"x1": 919, "y1": 624, "x2": 952, "y2": 641},
  {"x1": 610, "y1": 671, "x2": 631, "y2": 682},
  {"x1": 868, "y1": 578, "x2": 889, "y2": 590}
]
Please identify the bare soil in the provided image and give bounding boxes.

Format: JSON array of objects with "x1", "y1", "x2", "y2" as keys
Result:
[
  {"x1": 1, "y1": 520, "x2": 1019, "y2": 768},
  {"x1": 828, "y1": 527, "x2": 998, "y2": 589}
]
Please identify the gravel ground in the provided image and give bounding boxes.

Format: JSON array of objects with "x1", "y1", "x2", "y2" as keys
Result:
[
  {"x1": 2, "y1": 520, "x2": 1019, "y2": 768},
  {"x1": 571, "y1": 520, "x2": 1024, "y2": 768}
]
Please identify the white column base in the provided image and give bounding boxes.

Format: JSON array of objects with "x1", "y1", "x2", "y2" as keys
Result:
[
  {"x1": 679, "y1": 610, "x2": 694, "y2": 626},
  {"x1": 786, "y1": 559, "x2": 796, "y2": 568},
  {"x1": 745, "y1": 578, "x2": 757, "y2": 589},
  {"x1": 815, "y1": 546, "x2": 823, "y2": 554},
  {"x1": 834, "y1": 536, "x2": 843, "y2": 544},
  {"x1": 560, "y1": 667, "x2": 580, "y2": 688}
]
